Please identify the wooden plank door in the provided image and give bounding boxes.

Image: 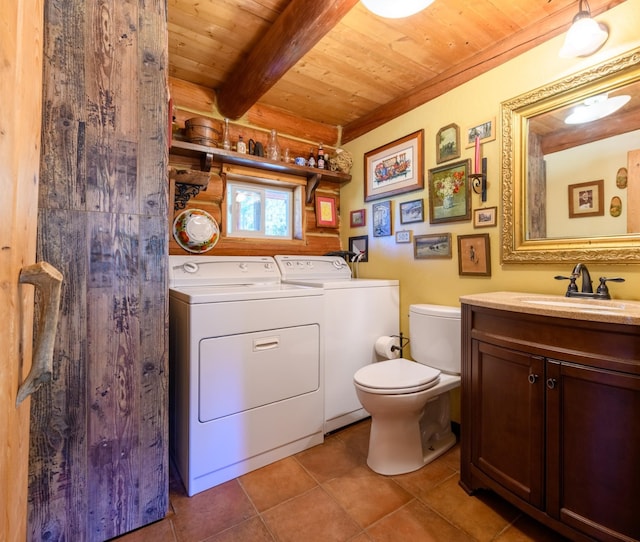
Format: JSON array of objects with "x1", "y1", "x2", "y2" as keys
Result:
[
  {"x1": 27, "y1": 2, "x2": 169, "y2": 539},
  {"x1": 0, "y1": 0, "x2": 45, "y2": 541}
]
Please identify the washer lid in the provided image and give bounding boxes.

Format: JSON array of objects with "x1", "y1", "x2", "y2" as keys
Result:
[{"x1": 354, "y1": 358, "x2": 440, "y2": 390}]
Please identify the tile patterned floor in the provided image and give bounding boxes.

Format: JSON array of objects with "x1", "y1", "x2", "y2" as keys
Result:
[{"x1": 114, "y1": 419, "x2": 568, "y2": 542}]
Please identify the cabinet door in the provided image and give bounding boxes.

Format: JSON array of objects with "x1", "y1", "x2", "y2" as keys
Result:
[
  {"x1": 546, "y1": 360, "x2": 640, "y2": 542},
  {"x1": 471, "y1": 341, "x2": 545, "y2": 507}
]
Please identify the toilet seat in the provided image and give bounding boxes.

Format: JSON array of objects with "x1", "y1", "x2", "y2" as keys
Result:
[{"x1": 354, "y1": 358, "x2": 441, "y2": 395}]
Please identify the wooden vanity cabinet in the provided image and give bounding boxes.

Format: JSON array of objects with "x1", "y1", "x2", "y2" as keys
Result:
[{"x1": 460, "y1": 303, "x2": 640, "y2": 542}]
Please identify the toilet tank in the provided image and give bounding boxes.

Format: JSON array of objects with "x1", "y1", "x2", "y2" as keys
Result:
[{"x1": 409, "y1": 304, "x2": 461, "y2": 374}]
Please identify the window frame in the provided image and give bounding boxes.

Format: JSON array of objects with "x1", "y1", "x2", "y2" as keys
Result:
[{"x1": 223, "y1": 170, "x2": 305, "y2": 242}]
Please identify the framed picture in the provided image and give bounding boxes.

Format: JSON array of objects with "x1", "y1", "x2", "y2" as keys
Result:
[
  {"x1": 414, "y1": 233, "x2": 452, "y2": 259},
  {"x1": 349, "y1": 235, "x2": 368, "y2": 262},
  {"x1": 465, "y1": 117, "x2": 496, "y2": 148},
  {"x1": 395, "y1": 230, "x2": 412, "y2": 243},
  {"x1": 372, "y1": 200, "x2": 392, "y2": 237},
  {"x1": 568, "y1": 179, "x2": 604, "y2": 218},
  {"x1": 364, "y1": 129, "x2": 424, "y2": 202},
  {"x1": 315, "y1": 195, "x2": 337, "y2": 227},
  {"x1": 428, "y1": 159, "x2": 471, "y2": 224},
  {"x1": 473, "y1": 206, "x2": 497, "y2": 228},
  {"x1": 457, "y1": 233, "x2": 491, "y2": 276},
  {"x1": 436, "y1": 123, "x2": 460, "y2": 163},
  {"x1": 399, "y1": 198, "x2": 424, "y2": 224},
  {"x1": 350, "y1": 208, "x2": 366, "y2": 228}
]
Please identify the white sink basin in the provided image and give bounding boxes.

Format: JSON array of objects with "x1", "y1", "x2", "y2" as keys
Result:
[
  {"x1": 518, "y1": 296, "x2": 628, "y2": 314},
  {"x1": 522, "y1": 297, "x2": 625, "y2": 310}
]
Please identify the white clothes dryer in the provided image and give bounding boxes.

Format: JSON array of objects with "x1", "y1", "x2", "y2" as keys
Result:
[
  {"x1": 275, "y1": 255, "x2": 399, "y2": 433},
  {"x1": 169, "y1": 255, "x2": 324, "y2": 496}
]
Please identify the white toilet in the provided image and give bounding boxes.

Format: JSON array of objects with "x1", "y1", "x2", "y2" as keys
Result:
[{"x1": 353, "y1": 304, "x2": 461, "y2": 476}]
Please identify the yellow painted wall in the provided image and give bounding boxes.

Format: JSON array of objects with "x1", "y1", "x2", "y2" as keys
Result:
[{"x1": 339, "y1": 0, "x2": 640, "y2": 421}]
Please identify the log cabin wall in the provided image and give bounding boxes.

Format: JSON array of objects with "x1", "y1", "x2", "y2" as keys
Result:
[
  {"x1": 169, "y1": 77, "x2": 345, "y2": 257},
  {"x1": 30, "y1": 1, "x2": 169, "y2": 540}
]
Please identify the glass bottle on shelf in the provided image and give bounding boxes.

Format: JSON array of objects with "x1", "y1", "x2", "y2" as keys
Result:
[
  {"x1": 236, "y1": 135, "x2": 247, "y2": 154},
  {"x1": 307, "y1": 147, "x2": 316, "y2": 168},
  {"x1": 266, "y1": 129, "x2": 281, "y2": 161},
  {"x1": 317, "y1": 143, "x2": 325, "y2": 169},
  {"x1": 222, "y1": 118, "x2": 231, "y2": 151}
]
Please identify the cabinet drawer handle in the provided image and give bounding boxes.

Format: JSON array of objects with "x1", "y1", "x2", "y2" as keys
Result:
[
  {"x1": 546, "y1": 378, "x2": 557, "y2": 390},
  {"x1": 528, "y1": 374, "x2": 539, "y2": 384}
]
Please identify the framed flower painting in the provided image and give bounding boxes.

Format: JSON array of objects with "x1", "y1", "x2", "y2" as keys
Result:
[{"x1": 428, "y1": 159, "x2": 471, "y2": 224}]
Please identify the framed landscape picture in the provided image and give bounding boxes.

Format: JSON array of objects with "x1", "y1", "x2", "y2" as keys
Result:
[
  {"x1": 473, "y1": 207, "x2": 497, "y2": 228},
  {"x1": 436, "y1": 123, "x2": 460, "y2": 163},
  {"x1": 399, "y1": 199, "x2": 424, "y2": 224},
  {"x1": 350, "y1": 208, "x2": 366, "y2": 228},
  {"x1": 414, "y1": 233, "x2": 452, "y2": 259},
  {"x1": 465, "y1": 118, "x2": 496, "y2": 147}
]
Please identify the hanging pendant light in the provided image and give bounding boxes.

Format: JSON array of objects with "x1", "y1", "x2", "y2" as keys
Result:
[
  {"x1": 361, "y1": 0, "x2": 435, "y2": 19},
  {"x1": 559, "y1": 0, "x2": 608, "y2": 58}
]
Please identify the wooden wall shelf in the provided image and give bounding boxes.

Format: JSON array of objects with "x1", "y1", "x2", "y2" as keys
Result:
[{"x1": 170, "y1": 139, "x2": 351, "y2": 203}]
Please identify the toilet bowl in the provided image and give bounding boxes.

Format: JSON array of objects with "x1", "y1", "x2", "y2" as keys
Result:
[{"x1": 353, "y1": 304, "x2": 461, "y2": 475}]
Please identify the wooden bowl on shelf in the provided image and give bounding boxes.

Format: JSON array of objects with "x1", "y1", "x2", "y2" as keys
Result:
[{"x1": 184, "y1": 117, "x2": 221, "y2": 147}]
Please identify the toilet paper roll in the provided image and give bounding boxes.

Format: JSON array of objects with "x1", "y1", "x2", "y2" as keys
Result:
[{"x1": 375, "y1": 336, "x2": 401, "y2": 359}]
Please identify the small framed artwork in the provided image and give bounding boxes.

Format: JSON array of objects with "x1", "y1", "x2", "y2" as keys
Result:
[
  {"x1": 315, "y1": 195, "x2": 337, "y2": 227},
  {"x1": 350, "y1": 208, "x2": 366, "y2": 228},
  {"x1": 372, "y1": 200, "x2": 392, "y2": 237},
  {"x1": 428, "y1": 159, "x2": 471, "y2": 224},
  {"x1": 414, "y1": 233, "x2": 452, "y2": 259},
  {"x1": 395, "y1": 230, "x2": 412, "y2": 244},
  {"x1": 436, "y1": 123, "x2": 460, "y2": 163},
  {"x1": 465, "y1": 118, "x2": 496, "y2": 148},
  {"x1": 364, "y1": 129, "x2": 424, "y2": 202},
  {"x1": 473, "y1": 206, "x2": 497, "y2": 228},
  {"x1": 457, "y1": 233, "x2": 491, "y2": 276},
  {"x1": 568, "y1": 179, "x2": 604, "y2": 218},
  {"x1": 399, "y1": 199, "x2": 424, "y2": 224},
  {"x1": 349, "y1": 235, "x2": 369, "y2": 262}
]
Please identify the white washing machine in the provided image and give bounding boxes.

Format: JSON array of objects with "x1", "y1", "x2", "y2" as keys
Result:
[
  {"x1": 275, "y1": 255, "x2": 399, "y2": 433},
  {"x1": 169, "y1": 255, "x2": 324, "y2": 496}
]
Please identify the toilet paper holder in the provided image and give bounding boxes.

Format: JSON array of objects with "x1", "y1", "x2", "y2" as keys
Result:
[{"x1": 391, "y1": 333, "x2": 409, "y2": 358}]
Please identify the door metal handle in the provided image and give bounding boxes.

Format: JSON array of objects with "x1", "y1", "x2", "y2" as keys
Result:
[
  {"x1": 546, "y1": 378, "x2": 557, "y2": 390},
  {"x1": 16, "y1": 261, "x2": 63, "y2": 406},
  {"x1": 528, "y1": 374, "x2": 539, "y2": 384}
]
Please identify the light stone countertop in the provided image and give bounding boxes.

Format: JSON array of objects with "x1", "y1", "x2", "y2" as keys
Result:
[{"x1": 459, "y1": 291, "x2": 640, "y2": 326}]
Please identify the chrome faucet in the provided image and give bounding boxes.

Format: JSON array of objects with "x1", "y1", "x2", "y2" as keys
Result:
[{"x1": 555, "y1": 263, "x2": 625, "y2": 299}]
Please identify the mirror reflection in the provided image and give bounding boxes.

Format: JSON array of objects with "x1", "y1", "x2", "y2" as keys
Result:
[
  {"x1": 527, "y1": 79, "x2": 640, "y2": 240},
  {"x1": 501, "y1": 47, "x2": 640, "y2": 263}
]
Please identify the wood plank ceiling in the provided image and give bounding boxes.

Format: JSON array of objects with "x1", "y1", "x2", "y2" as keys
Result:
[{"x1": 168, "y1": 0, "x2": 626, "y2": 144}]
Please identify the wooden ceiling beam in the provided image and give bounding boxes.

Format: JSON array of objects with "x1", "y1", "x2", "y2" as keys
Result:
[
  {"x1": 216, "y1": 0, "x2": 360, "y2": 120},
  {"x1": 341, "y1": 0, "x2": 626, "y2": 143}
]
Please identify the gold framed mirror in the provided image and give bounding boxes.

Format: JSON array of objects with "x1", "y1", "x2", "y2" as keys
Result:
[{"x1": 501, "y1": 47, "x2": 640, "y2": 263}]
